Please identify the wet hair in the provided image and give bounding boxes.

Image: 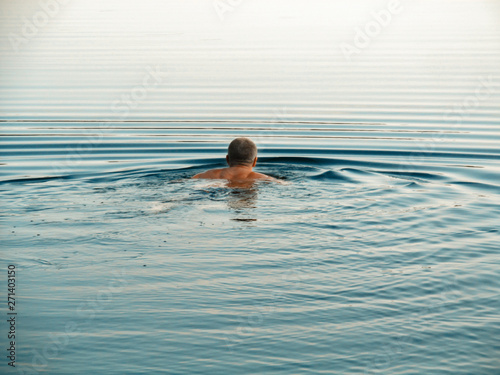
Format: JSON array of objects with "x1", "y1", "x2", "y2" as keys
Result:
[{"x1": 227, "y1": 137, "x2": 258, "y2": 167}]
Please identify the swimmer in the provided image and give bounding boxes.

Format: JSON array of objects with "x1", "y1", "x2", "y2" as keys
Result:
[{"x1": 192, "y1": 137, "x2": 276, "y2": 183}]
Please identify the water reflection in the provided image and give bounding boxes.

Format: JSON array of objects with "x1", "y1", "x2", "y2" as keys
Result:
[
  {"x1": 226, "y1": 186, "x2": 258, "y2": 217},
  {"x1": 189, "y1": 178, "x2": 261, "y2": 220}
]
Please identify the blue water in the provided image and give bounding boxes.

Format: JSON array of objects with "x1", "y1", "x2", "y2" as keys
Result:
[{"x1": 1, "y1": 0, "x2": 500, "y2": 374}]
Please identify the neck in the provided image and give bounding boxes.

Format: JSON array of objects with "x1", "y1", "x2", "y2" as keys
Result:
[{"x1": 229, "y1": 164, "x2": 253, "y2": 171}]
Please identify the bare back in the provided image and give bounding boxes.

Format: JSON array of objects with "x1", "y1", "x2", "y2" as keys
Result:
[{"x1": 193, "y1": 167, "x2": 273, "y2": 181}]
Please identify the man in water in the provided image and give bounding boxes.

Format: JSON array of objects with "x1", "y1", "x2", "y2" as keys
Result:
[{"x1": 192, "y1": 137, "x2": 275, "y2": 182}]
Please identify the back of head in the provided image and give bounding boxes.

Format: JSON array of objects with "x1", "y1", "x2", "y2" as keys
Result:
[{"x1": 227, "y1": 137, "x2": 258, "y2": 167}]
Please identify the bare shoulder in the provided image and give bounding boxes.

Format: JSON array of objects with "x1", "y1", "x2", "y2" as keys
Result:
[
  {"x1": 192, "y1": 169, "x2": 223, "y2": 179},
  {"x1": 250, "y1": 172, "x2": 277, "y2": 181},
  {"x1": 251, "y1": 172, "x2": 288, "y2": 184}
]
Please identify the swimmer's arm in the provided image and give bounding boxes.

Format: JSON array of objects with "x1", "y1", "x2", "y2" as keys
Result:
[{"x1": 269, "y1": 176, "x2": 287, "y2": 184}]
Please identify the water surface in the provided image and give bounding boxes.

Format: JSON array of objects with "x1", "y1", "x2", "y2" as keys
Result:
[{"x1": 1, "y1": 0, "x2": 499, "y2": 374}]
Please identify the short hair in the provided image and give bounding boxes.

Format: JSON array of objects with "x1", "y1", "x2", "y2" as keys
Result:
[{"x1": 227, "y1": 137, "x2": 257, "y2": 167}]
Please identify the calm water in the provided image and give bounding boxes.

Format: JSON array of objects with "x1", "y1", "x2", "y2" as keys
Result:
[{"x1": 1, "y1": 0, "x2": 500, "y2": 374}]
